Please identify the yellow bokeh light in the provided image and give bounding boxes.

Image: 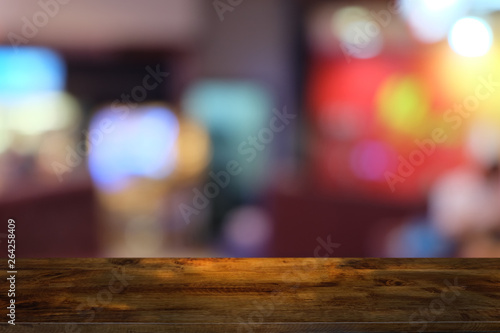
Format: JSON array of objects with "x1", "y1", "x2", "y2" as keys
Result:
[{"x1": 377, "y1": 75, "x2": 430, "y2": 138}]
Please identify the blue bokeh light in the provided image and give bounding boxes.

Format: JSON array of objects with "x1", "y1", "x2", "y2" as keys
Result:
[
  {"x1": 0, "y1": 47, "x2": 66, "y2": 104},
  {"x1": 88, "y1": 106, "x2": 179, "y2": 192}
]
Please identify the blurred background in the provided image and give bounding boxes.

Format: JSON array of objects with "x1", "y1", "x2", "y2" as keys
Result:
[{"x1": 2, "y1": 0, "x2": 500, "y2": 257}]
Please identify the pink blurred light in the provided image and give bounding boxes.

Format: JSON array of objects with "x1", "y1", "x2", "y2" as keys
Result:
[{"x1": 350, "y1": 140, "x2": 394, "y2": 181}]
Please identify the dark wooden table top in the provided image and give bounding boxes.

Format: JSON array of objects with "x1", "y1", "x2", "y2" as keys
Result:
[{"x1": 1, "y1": 258, "x2": 499, "y2": 332}]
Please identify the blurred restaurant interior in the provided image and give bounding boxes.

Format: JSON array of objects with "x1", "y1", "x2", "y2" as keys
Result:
[{"x1": 2, "y1": 0, "x2": 500, "y2": 257}]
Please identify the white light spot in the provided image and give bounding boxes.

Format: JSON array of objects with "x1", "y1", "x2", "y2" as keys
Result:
[{"x1": 448, "y1": 17, "x2": 493, "y2": 57}]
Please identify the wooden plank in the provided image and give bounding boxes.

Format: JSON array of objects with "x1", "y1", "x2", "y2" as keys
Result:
[{"x1": 1, "y1": 258, "x2": 499, "y2": 332}]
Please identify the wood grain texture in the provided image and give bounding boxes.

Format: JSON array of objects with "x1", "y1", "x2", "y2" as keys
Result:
[{"x1": 1, "y1": 258, "x2": 499, "y2": 332}]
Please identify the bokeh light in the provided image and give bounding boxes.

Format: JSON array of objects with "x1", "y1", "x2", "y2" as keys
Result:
[
  {"x1": 376, "y1": 75, "x2": 429, "y2": 138},
  {"x1": 466, "y1": 119, "x2": 500, "y2": 166},
  {"x1": 349, "y1": 140, "x2": 395, "y2": 181},
  {"x1": 400, "y1": 0, "x2": 468, "y2": 43},
  {"x1": 222, "y1": 205, "x2": 273, "y2": 256},
  {"x1": 385, "y1": 218, "x2": 453, "y2": 257},
  {"x1": 88, "y1": 105, "x2": 179, "y2": 192},
  {"x1": 331, "y1": 6, "x2": 383, "y2": 59},
  {"x1": 183, "y1": 80, "x2": 272, "y2": 194},
  {"x1": 8, "y1": 93, "x2": 80, "y2": 136},
  {"x1": 0, "y1": 47, "x2": 65, "y2": 104},
  {"x1": 448, "y1": 17, "x2": 493, "y2": 57}
]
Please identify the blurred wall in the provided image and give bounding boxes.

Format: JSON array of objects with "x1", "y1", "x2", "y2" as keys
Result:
[{"x1": 0, "y1": 0, "x2": 204, "y2": 50}]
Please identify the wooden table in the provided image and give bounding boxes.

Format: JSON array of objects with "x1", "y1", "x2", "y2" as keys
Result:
[{"x1": 1, "y1": 258, "x2": 499, "y2": 332}]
